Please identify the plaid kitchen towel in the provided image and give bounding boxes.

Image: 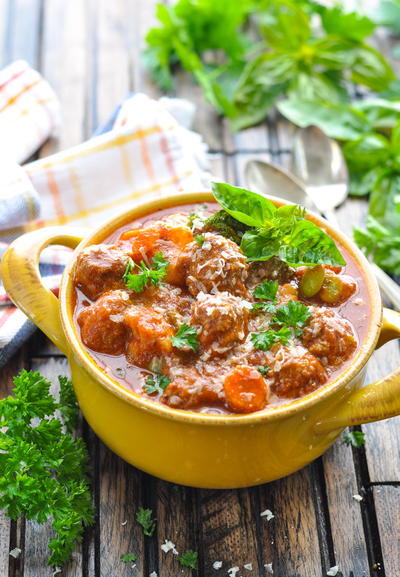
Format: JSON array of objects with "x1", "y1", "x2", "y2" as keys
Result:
[{"x1": 0, "y1": 64, "x2": 210, "y2": 368}]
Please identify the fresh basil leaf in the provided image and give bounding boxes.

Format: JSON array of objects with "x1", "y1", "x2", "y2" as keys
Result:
[
  {"x1": 348, "y1": 168, "x2": 383, "y2": 197},
  {"x1": 287, "y1": 72, "x2": 348, "y2": 105},
  {"x1": 321, "y1": 7, "x2": 375, "y2": 41},
  {"x1": 211, "y1": 182, "x2": 276, "y2": 227},
  {"x1": 372, "y1": 0, "x2": 400, "y2": 33},
  {"x1": 277, "y1": 98, "x2": 370, "y2": 141},
  {"x1": 369, "y1": 172, "x2": 400, "y2": 230},
  {"x1": 351, "y1": 44, "x2": 395, "y2": 92},
  {"x1": 354, "y1": 216, "x2": 400, "y2": 274},
  {"x1": 257, "y1": 0, "x2": 310, "y2": 50},
  {"x1": 343, "y1": 133, "x2": 390, "y2": 171},
  {"x1": 353, "y1": 98, "x2": 400, "y2": 129}
]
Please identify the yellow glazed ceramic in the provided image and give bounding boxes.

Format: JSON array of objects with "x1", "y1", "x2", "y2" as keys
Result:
[{"x1": 2, "y1": 192, "x2": 400, "y2": 489}]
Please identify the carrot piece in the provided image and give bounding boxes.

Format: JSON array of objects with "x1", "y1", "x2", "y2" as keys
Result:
[
  {"x1": 119, "y1": 228, "x2": 161, "y2": 262},
  {"x1": 223, "y1": 365, "x2": 268, "y2": 413},
  {"x1": 160, "y1": 226, "x2": 194, "y2": 248}
]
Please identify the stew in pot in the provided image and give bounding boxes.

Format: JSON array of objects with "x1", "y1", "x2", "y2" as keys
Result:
[{"x1": 72, "y1": 183, "x2": 369, "y2": 415}]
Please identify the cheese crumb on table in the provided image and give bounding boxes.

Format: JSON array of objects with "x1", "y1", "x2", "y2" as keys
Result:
[
  {"x1": 264, "y1": 562, "x2": 273, "y2": 574},
  {"x1": 9, "y1": 548, "x2": 21, "y2": 559},
  {"x1": 161, "y1": 539, "x2": 178, "y2": 555},
  {"x1": 149, "y1": 572, "x2": 158, "y2": 577},
  {"x1": 260, "y1": 509, "x2": 275, "y2": 521},
  {"x1": 121, "y1": 520, "x2": 127, "y2": 526},
  {"x1": 327, "y1": 566, "x2": 339, "y2": 576},
  {"x1": 228, "y1": 567, "x2": 240, "y2": 577},
  {"x1": 353, "y1": 494, "x2": 363, "y2": 502},
  {"x1": 213, "y1": 561, "x2": 223, "y2": 570},
  {"x1": 244, "y1": 563, "x2": 253, "y2": 570}
]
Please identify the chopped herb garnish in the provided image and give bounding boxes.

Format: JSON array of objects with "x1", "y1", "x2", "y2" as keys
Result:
[
  {"x1": 273, "y1": 300, "x2": 311, "y2": 337},
  {"x1": 257, "y1": 366, "x2": 270, "y2": 377},
  {"x1": 171, "y1": 323, "x2": 199, "y2": 352},
  {"x1": 251, "y1": 301, "x2": 277, "y2": 314},
  {"x1": 144, "y1": 374, "x2": 171, "y2": 395},
  {"x1": 343, "y1": 430, "x2": 366, "y2": 448},
  {"x1": 123, "y1": 252, "x2": 169, "y2": 292},
  {"x1": 136, "y1": 508, "x2": 156, "y2": 537},
  {"x1": 120, "y1": 553, "x2": 137, "y2": 563},
  {"x1": 195, "y1": 234, "x2": 206, "y2": 246},
  {"x1": 178, "y1": 550, "x2": 198, "y2": 569},
  {"x1": 251, "y1": 327, "x2": 291, "y2": 351},
  {"x1": 253, "y1": 280, "x2": 279, "y2": 302}
]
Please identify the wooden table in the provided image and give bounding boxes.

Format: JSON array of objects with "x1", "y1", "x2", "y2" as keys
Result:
[{"x1": 0, "y1": 2, "x2": 399, "y2": 576}]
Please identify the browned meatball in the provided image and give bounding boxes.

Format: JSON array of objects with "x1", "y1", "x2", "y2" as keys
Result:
[
  {"x1": 191, "y1": 291, "x2": 249, "y2": 356},
  {"x1": 185, "y1": 232, "x2": 248, "y2": 297},
  {"x1": 162, "y1": 365, "x2": 224, "y2": 409},
  {"x1": 302, "y1": 307, "x2": 357, "y2": 367},
  {"x1": 74, "y1": 243, "x2": 131, "y2": 300},
  {"x1": 270, "y1": 345, "x2": 327, "y2": 398},
  {"x1": 77, "y1": 290, "x2": 130, "y2": 354},
  {"x1": 247, "y1": 257, "x2": 295, "y2": 290}
]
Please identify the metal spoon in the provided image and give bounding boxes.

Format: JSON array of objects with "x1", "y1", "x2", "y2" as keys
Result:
[
  {"x1": 290, "y1": 126, "x2": 400, "y2": 310},
  {"x1": 244, "y1": 144, "x2": 400, "y2": 310}
]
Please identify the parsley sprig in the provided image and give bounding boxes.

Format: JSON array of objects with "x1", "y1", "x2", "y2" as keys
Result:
[
  {"x1": 0, "y1": 371, "x2": 93, "y2": 566},
  {"x1": 178, "y1": 550, "x2": 198, "y2": 569},
  {"x1": 251, "y1": 327, "x2": 291, "y2": 351},
  {"x1": 144, "y1": 374, "x2": 171, "y2": 395},
  {"x1": 272, "y1": 300, "x2": 311, "y2": 337},
  {"x1": 343, "y1": 430, "x2": 366, "y2": 448},
  {"x1": 120, "y1": 553, "x2": 137, "y2": 563},
  {"x1": 171, "y1": 323, "x2": 199, "y2": 352},
  {"x1": 123, "y1": 252, "x2": 169, "y2": 292},
  {"x1": 136, "y1": 507, "x2": 157, "y2": 537},
  {"x1": 252, "y1": 280, "x2": 279, "y2": 314}
]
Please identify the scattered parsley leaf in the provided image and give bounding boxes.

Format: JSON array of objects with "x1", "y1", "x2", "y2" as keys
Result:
[
  {"x1": 123, "y1": 252, "x2": 169, "y2": 292},
  {"x1": 136, "y1": 508, "x2": 156, "y2": 537},
  {"x1": 195, "y1": 234, "x2": 205, "y2": 246},
  {"x1": 120, "y1": 553, "x2": 137, "y2": 563},
  {"x1": 253, "y1": 280, "x2": 279, "y2": 302},
  {"x1": 171, "y1": 323, "x2": 199, "y2": 352},
  {"x1": 251, "y1": 327, "x2": 291, "y2": 351},
  {"x1": 58, "y1": 375, "x2": 79, "y2": 434},
  {"x1": 343, "y1": 430, "x2": 366, "y2": 448},
  {"x1": 257, "y1": 366, "x2": 270, "y2": 376},
  {"x1": 178, "y1": 550, "x2": 198, "y2": 569},
  {"x1": 144, "y1": 374, "x2": 171, "y2": 395},
  {"x1": 273, "y1": 300, "x2": 311, "y2": 337},
  {"x1": 0, "y1": 370, "x2": 93, "y2": 566},
  {"x1": 251, "y1": 301, "x2": 277, "y2": 314}
]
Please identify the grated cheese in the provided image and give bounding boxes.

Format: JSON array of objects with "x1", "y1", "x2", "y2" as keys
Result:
[
  {"x1": 52, "y1": 569, "x2": 62, "y2": 577},
  {"x1": 149, "y1": 572, "x2": 158, "y2": 577},
  {"x1": 161, "y1": 540, "x2": 178, "y2": 555},
  {"x1": 260, "y1": 509, "x2": 274, "y2": 521},
  {"x1": 264, "y1": 563, "x2": 273, "y2": 574},
  {"x1": 244, "y1": 563, "x2": 253, "y2": 570},
  {"x1": 353, "y1": 494, "x2": 363, "y2": 502},
  {"x1": 228, "y1": 567, "x2": 240, "y2": 577},
  {"x1": 213, "y1": 561, "x2": 223, "y2": 570},
  {"x1": 327, "y1": 566, "x2": 339, "y2": 576},
  {"x1": 9, "y1": 548, "x2": 21, "y2": 559},
  {"x1": 121, "y1": 520, "x2": 127, "y2": 526}
]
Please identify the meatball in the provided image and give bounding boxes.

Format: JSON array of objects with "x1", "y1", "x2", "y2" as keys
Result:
[
  {"x1": 191, "y1": 291, "x2": 249, "y2": 356},
  {"x1": 74, "y1": 243, "x2": 130, "y2": 300},
  {"x1": 162, "y1": 366, "x2": 224, "y2": 409},
  {"x1": 77, "y1": 290, "x2": 130, "y2": 354},
  {"x1": 125, "y1": 305, "x2": 174, "y2": 368},
  {"x1": 302, "y1": 307, "x2": 357, "y2": 367},
  {"x1": 247, "y1": 257, "x2": 295, "y2": 290},
  {"x1": 185, "y1": 232, "x2": 248, "y2": 297},
  {"x1": 270, "y1": 345, "x2": 327, "y2": 398}
]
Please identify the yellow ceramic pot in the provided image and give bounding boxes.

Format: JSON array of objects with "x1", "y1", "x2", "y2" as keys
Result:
[{"x1": 2, "y1": 192, "x2": 400, "y2": 489}]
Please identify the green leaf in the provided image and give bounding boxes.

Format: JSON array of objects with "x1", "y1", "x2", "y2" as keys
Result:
[
  {"x1": 343, "y1": 430, "x2": 366, "y2": 448},
  {"x1": 144, "y1": 374, "x2": 171, "y2": 395},
  {"x1": 321, "y1": 7, "x2": 375, "y2": 41},
  {"x1": 257, "y1": 0, "x2": 310, "y2": 50},
  {"x1": 369, "y1": 172, "x2": 400, "y2": 230},
  {"x1": 253, "y1": 280, "x2": 279, "y2": 302},
  {"x1": 354, "y1": 216, "x2": 400, "y2": 274},
  {"x1": 351, "y1": 44, "x2": 395, "y2": 92},
  {"x1": 58, "y1": 376, "x2": 79, "y2": 435},
  {"x1": 373, "y1": 0, "x2": 400, "y2": 33},
  {"x1": 278, "y1": 98, "x2": 370, "y2": 141},
  {"x1": 171, "y1": 324, "x2": 199, "y2": 352},
  {"x1": 272, "y1": 300, "x2": 311, "y2": 336},
  {"x1": 343, "y1": 133, "x2": 390, "y2": 172},
  {"x1": 121, "y1": 553, "x2": 138, "y2": 563},
  {"x1": 354, "y1": 98, "x2": 400, "y2": 129},
  {"x1": 257, "y1": 365, "x2": 270, "y2": 376},
  {"x1": 211, "y1": 182, "x2": 276, "y2": 228},
  {"x1": 348, "y1": 168, "x2": 383, "y2": 197},
  {"x1": 178, "y1": 550, "x2": 198, "y2": 569},
  {"x1": 251, "y1": 327, "x2": 291, "y2": 351},
  {"x1": 136, "y1": 508, "x2": 156, "y2": 537}
]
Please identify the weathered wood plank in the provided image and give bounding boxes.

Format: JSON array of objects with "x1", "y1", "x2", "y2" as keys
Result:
[
  {"x1": 372, "y1": 486, "x2": 400, "y2": 577},
  {"x1": 199, "y1": 488, "x2": 261, "y2": 576},
  {"x1": 323, "y1": 441, "x2": 370, "y2": 576},
  {"x1": 259, "y1": 468, "x2": 325, "y2": 577},
  {"x1": 98, "y1": 447, "x2": 145, "y2": 577}
]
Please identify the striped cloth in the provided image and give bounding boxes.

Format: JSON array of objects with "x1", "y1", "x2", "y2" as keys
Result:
[{"x1": 0, "y1": 63, "x2": 209, "y2": 367}]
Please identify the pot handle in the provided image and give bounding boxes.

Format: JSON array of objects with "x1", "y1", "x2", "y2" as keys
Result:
[
  {"x1": 315, "y1": 307, "x2": 400, "y2": 433},
  {"x1": 1, "y1": 227, "x2": 88, "y2": 356}
]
